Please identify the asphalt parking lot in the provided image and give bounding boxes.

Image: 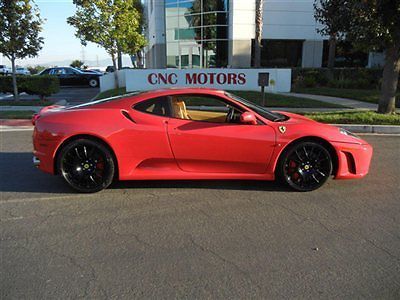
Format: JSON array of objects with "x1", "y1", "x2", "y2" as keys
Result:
[
  {"x1": 51, "y1": 86, "x2": 100, "y2": 104},
  {"x1": 1, "y1": 131, "x2": 399, "y2": 299},
  {"x1": 0, "y1": 86, "x2": 99, "y2": 104}
]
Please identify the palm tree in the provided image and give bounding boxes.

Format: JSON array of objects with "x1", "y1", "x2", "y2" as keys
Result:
[{"x1": 254, "y1": 0, "x2": 264, "y2": 68}]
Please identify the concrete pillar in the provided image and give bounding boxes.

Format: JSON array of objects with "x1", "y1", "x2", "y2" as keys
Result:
[
  {"x1": 302, "y1": 40, "x2": 323, "y2": 68},
  {"x1": 230, "y1": 40, "x2": 252, "y2": 68}
]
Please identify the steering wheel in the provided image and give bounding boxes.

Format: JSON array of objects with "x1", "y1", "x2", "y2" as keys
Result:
[{"x1": 225, "y1": 106, "x2": 235, "y2": 123}]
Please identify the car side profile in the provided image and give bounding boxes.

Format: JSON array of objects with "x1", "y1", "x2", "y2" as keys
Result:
[
  {"x1": 16, "y1": 67, "x2": 30, "y2": 75},
  {"x1": 38, "y1": 66, "x2": 101, "y2": 87},
  {"x1": 32, "y1": 88, "x2": 373, "y2": 193}
]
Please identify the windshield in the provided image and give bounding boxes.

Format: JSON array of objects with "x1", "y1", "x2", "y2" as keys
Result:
[
  {"x1": 226, "y1": 92, "x2": 287, "y2": 122},
  {"x1": 67, "y1": 92, "x2": 143, "y2": 109}
]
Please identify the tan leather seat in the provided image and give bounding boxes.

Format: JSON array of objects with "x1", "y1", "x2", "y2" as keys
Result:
[{"x1": 172, "y1": 98, "x2": 191, "y2": 119}]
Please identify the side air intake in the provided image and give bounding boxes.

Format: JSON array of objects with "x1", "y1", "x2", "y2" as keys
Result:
[{"x1": 121, "y1": 110, "x2": 136, "y2": 123}]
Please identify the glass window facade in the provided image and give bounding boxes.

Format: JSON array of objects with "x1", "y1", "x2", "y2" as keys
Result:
[{"x1": 165, "y1": 0, "x2": 229, "y2": 68}]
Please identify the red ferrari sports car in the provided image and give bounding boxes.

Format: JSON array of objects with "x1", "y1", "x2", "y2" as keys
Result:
[{"x1": 32, "y1": 88, "x2": 373, "y2": 193}]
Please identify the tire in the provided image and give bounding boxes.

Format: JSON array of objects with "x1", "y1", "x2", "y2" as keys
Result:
[
  {"x1": 276, "y1": 141, "x2": 333, "y2": 192},
  {"x1": 88, "y1": 78, "x2": 98, "y2": 88},
  {"x1": 57, "y1": 139, "x2": 115, "y2": 193}
]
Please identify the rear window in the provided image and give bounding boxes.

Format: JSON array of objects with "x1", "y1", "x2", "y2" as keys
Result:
[
  {"x1": 134, "y1": 97, "x2": 170, "y2": 117},
  {"x1": 39, "y1": 69, "x2": 50, "y2": 75}
]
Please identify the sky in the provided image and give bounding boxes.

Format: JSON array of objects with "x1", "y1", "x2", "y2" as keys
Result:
[{"x1": 1, "y1": 0, "x2": 111, "y2": 67}]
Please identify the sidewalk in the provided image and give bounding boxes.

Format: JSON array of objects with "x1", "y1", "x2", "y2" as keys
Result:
[
  {"x1": 282, "y1": 92, "x2": 378, "y2": 109},
  {"x1": 0, "y1": 105, "x2": 42, "y2": 112}
]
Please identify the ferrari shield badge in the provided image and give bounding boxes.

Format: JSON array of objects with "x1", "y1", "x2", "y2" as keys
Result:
[{"x1": 278, "y1": 126, "x2": 286, "y2": 134}]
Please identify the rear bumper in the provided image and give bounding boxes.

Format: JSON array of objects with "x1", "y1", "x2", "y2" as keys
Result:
[
  {"x1": 33, "y1": 156, "x2": 40, "y2": 167},
  {"x1": 333, "y1": 141, "x2": 373, "y2": 179},
  {"x1": 32, "y1": 127, "x2": 61, "y2": 175}
]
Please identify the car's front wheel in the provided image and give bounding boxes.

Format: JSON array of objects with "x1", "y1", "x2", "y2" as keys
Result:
[
  {"x1": 58, "y1": 139, "x2": 115, "y2": 193},
  {"x1": 88, "y1": 78, "x2": 99, "y2": 88},
  {"x1": 277, "y1": 141, "x2": 333, "y2": 191}
]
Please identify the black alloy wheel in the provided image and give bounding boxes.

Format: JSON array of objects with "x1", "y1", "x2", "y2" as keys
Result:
[
  {"x1": 58, "y1": 139, "x2": 115, "y2": 193},
  {"x1": 278, "y1": 141, "x2": 333, "y2": 191}
]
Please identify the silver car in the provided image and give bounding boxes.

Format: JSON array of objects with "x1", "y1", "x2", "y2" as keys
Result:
[{"x1": 16, "y1": 67, "x2": 30, "y2": 75}]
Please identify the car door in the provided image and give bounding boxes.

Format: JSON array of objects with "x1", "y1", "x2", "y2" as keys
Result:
[
  {"x1": 128, "y1": 96, "x2": 176, "y2": 171},
  {"x1": 166, "y1": 94, "x2": 276, "y2": 174},
  {"x1": 64, "y1": 68, "x2": 81, "y2": 85},
  {"x1": 51, "y1": 68, "x2": 68, "y2": 85}
]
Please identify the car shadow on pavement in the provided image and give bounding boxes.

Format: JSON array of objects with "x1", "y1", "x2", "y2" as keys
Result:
[
  {"x1": 0, "y1": 152, "x2": 71, "y2": 194},
  {"x1": 0, "y1": 152, "x2": 293, "y2": 194},
  {"x1": 111, "y1": 180, "x2": 293, "y2": 192}
]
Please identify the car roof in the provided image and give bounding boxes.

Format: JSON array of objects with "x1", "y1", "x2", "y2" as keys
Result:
[{"x1": 73, "y1": 88, "x2": 227, "y2": 110}]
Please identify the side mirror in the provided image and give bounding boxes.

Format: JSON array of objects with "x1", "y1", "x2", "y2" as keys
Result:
[{"x1": 240, "y1": 112, "x2": 257, "y2": 125}]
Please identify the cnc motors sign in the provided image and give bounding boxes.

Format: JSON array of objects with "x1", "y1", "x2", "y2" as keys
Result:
[
  {"x1": 147, "y1": 72, "x2": 247, "y2": 86},
  {"x1": 124, "y1": 68, "x2": 291, "y2": 92}
]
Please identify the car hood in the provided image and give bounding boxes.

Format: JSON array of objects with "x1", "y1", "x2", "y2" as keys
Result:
[
  {"x1": 272, "y1": 111, "x2": 319, "y2": 124},
  {"x1": 272, "y1": 111, "x2": 368, "y2": 145}
]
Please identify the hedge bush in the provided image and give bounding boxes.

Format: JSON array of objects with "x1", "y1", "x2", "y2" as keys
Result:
[
  {"x1": 291, "y1": 68, "x2": 387, "y2": 90},
  {"x1": 0, "y1": 75, "x2": 60, "y2": 101}
]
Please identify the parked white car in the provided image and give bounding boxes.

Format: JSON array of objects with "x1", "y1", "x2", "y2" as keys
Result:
[
  {"x1": 15, "y1": 67, "x2": 30, "y2": 75},
  {"x1": 0, "y1": 65, "x2": 10, "y2": 75}
]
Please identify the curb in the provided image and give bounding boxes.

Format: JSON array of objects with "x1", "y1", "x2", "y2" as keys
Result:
[
  {"x1": 0, "y1": 119, "x2": 32, "y2": 127},
  {"x1": 333, "y1": 124, "x2": 400, "y2": 134}
]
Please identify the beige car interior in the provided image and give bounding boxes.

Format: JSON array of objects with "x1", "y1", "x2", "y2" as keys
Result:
[{"x1": 170, "y1": 96, "x2": 228, "y2": 123}]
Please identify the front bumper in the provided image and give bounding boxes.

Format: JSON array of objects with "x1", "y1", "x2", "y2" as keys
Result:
[{"x1": 333, "y1": 141, "x2": 373, "y2": 179}]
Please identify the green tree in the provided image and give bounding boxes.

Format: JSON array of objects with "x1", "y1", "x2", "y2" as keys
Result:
[
  {"x1": 314, "y1": 0, "x2": 348, "y2": 69},
  {"x1": 0, "y1": 0, "x2": 44, "y2": 101},
  {"x1": 27, "y1": 65, "x2": 46, "y2": 75},
  {"x1": 343, "y1": 0, "x2": 400, "y2": 114},
  {"x1": 70, "y1": 59, "x2": 84, "y2": 69},
  {"x1": 67, "y1": 0, "x2": 146, "y2": 87}
]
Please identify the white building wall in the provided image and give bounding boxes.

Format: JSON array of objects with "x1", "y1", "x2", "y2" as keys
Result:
[
  {"x1": 229, "y1": 0, "x2": 255, "y2": 67},
  {"x1": 262, "y1": 0, "x2": 323, "y2": 40},
  {"x1": 145, "y1": 0, "x2": 326, "y2": 69},
  {"x1": 228, "y1": 0, "x2": 325, "y2": 68}
]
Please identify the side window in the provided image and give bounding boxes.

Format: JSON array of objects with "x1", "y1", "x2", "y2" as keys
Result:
[
  {"x1": 170, "y1": 94, "x2": 243, "y2": 123},
  {"x1": 134, "y1": 97, "x2": 170, "y2": 117},
  {"x1": 65, "y1": 68, "x2": 74, "y2": 74},
  {"x1": 52, "y1": 68, "x2": 65, "y2": 75}
]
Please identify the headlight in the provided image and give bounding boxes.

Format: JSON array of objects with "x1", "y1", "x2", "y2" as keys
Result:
[{"x1": 339, "y1": 128, "x2": 360, "y2": 139}]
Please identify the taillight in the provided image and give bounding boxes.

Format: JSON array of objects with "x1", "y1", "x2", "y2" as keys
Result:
[{"x1": 32, "y1": 113, "x2": 40, "y2": 125}]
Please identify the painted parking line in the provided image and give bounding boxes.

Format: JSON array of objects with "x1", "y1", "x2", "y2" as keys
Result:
[
  {"x1": 0, "y1": 194, "x2": 97, "y2": 205},
  {"x1": 0, "y1": 190, "x2": 193, "y2": 205}
]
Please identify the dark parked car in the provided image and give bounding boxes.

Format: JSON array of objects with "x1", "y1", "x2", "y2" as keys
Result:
[{"x1": 38, "y1": 67, "x2": 102, "y2": 87}]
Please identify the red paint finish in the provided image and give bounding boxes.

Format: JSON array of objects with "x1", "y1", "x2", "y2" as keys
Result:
[
  {"x1": 32, "y1": 88, "x2": 372, "y2": 183},
  {"x1": 167, "y1": 118, "x2": 275, "y2": 174}
]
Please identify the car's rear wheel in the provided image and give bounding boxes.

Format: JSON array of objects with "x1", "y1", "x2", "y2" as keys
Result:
[
  {"x1": 58, "y1": 139, "x2": 115, "y2": 193},
  {"x1": 88, "y1": 78, "x2": 98, "y2": 87},
  {"x1": 277, "y1": 141, "x2": 333, "y2": 191}
]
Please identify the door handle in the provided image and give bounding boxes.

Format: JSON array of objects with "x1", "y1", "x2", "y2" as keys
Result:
[{"x1": 173, "y1": 127, "x2": 181, "y2": 135}]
